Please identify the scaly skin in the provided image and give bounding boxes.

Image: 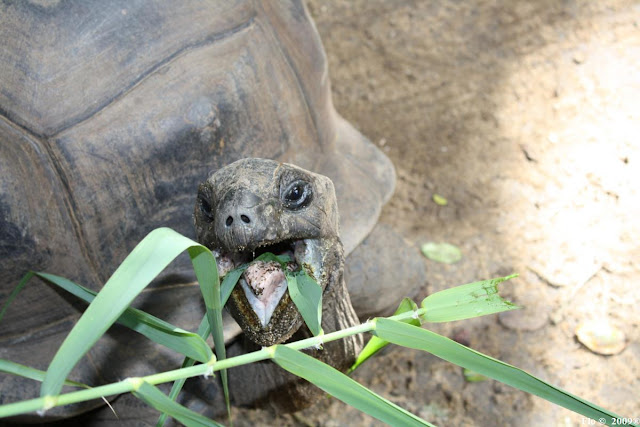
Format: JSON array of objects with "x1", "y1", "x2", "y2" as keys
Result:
[{"x1": 194, "y1": 158, "x2": 363, "y2": 411}]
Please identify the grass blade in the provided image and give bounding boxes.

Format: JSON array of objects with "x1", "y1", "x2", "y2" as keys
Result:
[
  {"x1": 187, "y1": 247, "x2": 230, "y2": 419},
  {"x1": 156, "y1": 316, "x2": 210, "y2": 427},
  {"x1": 157, "y1": 265, "x2": 249, "y2": 427},
  {"x1": 0, "y1": 271, "x2": 34, "y2": 324},
  {"x1": 348, "y1": 298, "x2": 420, "y2": 374},
  {"x1": 374, "y1": 318, "x2": 629, "y2": 426},
  {"x1": 421, "y1": 275, "x2": 519, "y2": 323},
  {"x1": 0, "y1": 359, "x2": 87, "y2": 389},
  {"x1": 34, "y1": 272, "x2": 213, "y2": 363},
  {"x1": 40, "y1": 228, "x2": 220, "y2": 398},
  {"x1": 220, "y1": 269, "x2": 243, "y2": 306},
  {"x1": 272, "y1": 345, "x2": 433, "y2": 427},
  {"x1": 285, "y1": 270, "x2": 323, "y2": 336},
  {"x1": 132, "y1": 381, "x2": 223, "y2": 427},
  {"x1": 0, "y1": 359, "x2": 115, "y2": 416}
]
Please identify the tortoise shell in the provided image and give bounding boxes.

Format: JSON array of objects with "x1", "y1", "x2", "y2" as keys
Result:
[{"x1": 0, "y1": 0, "x2": 394, "y2": 419}]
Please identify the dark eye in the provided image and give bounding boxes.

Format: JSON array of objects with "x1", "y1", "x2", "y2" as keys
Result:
[
  {"x1": 198, "y1": 194, "x2": 214, "y2": 222},
  {"x1": 282, "y1": 180, "x2": 312, "y2": 210}
]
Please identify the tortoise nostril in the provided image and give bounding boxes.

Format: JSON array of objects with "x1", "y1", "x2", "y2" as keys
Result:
[
  {"x1": 225, "y1": 216, "x2": 233, "y2": 226},
  {"x1": 240, "y1": 214, "x2": 251, "y2": 224}
]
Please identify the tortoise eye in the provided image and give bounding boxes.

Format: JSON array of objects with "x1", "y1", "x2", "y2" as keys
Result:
[
  {"x1": 198, "y1": 194, "x2": 214, "y2": 222},
  {"x1": 282, "y1": 180, "x2": 312, "y2": 210}
]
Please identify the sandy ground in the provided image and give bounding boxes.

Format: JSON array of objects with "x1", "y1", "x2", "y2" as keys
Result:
[{"x1": 227, "y1": 1, "x2": 640, "y2": 426}]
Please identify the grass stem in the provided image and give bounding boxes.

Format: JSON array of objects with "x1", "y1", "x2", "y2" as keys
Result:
[{"x1": 1, "y1": 310, "x2": 427, "y2": 418}]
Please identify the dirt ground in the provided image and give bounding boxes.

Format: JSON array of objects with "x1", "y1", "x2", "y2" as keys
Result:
[{"x1": 228, "y1": 1, "x2": 640, "y2": 426}]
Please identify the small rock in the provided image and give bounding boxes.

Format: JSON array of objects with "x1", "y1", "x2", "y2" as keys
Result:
[
  {"x1": 572, "y1": 52, "x2": 586, "y2": 64},
  {"x1": 575, "y1": 320, "x2": 626, "y2": 355}
]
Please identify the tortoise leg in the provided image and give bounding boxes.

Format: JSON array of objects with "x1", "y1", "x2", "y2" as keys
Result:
[{"x1": 345, "y1": 223, "x2": 427, "y2": 320}]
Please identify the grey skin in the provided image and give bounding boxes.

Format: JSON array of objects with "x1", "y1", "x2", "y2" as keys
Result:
[{"x1": 194, "y1": 158, "x2": 363, "y2": 411}]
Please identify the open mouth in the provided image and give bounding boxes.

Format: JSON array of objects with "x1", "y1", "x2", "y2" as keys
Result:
[{"x1": 215, "y1": 238, "x2": 324, "y2": 328}]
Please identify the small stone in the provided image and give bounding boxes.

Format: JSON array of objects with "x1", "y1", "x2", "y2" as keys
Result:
[{"x1": 576, "y1": 320, "x2": 626, "y2": 355}]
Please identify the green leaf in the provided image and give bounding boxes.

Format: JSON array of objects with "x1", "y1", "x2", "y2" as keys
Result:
[
  {"x1": 348, "y1": 298, "x2": 420, "y2": 374},
  {"x1": 0, "y1": 359, "x2": 87, "y2": 389},
  {"x1": 0, "y1": 271, "x2": 34, "y2": 325},
  {"x1": 157, "y1": 255, "x2": 281, "y2": 427},
  {"x1": 374, "y1": 318, "x2": 627, "y2": 426},
  {"x1": 421, "y1": 275, "x2": 519, "y2": 323},
  {"x1": 220, "y1": 268, "x2": 244, "y2": 306},
  {"x1": 35, "y1": 272, "x2": 213, "y2": 363},
  {"x1": 157, "y1": 316, "x2": 210, "y2": 427},
  {"x1": 132, "y1": 381, "x2": 223, "y2": 427},
  {"x1": 272, "y1": 345, "x2": 434, "y2": 427},
  {"x1": 40, "y1": 228, "x2": 222, "y2": 398},
  {"x1": 286, "y1": 270, "x2": 323, "y2": 336},
  {"x1": 254, "y1": 252, "x2": 291, "y2": 264},
  {"x1": 420, "y1": 242, "x2": 462, "y2": 264},
  {"x1": 432, "y1": 193, "x2": 448, "y2": 206},
  {"x1": 186, "y1": 246, "x2": 230, "y2": 419}
]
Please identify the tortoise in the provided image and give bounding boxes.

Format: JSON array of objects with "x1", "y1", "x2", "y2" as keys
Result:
[
  {"x1": 0, "y1": 0, "x2": 425, "y2": 423},
  {"x1": 193, "y1": 158, "x2": 365, "y2": 413}
]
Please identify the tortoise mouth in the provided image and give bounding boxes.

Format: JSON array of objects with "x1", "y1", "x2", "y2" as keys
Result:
[{"x1": 215, "y1": 238, "x2": 324, "y2": 328}]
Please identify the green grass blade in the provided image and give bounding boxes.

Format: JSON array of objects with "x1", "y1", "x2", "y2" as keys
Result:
[
  {"x1": 272, "y1": 345, "x2": 434, "y2": 427},
  {"x1": 157, "y1": 264, "x2": 244, "y2": 427},
  {"x1": 421, "y1": 275, "x2": 519, "y2": 323},
  {"x1": 220, "y1": 268, "x2": 243, "y2": 305},
  {"x1": 285, "y1": 270, "x2": 323, "y2": 336},
  {"x1": 34, "y1": 272, "x2": 95, "y2": 302},
  {"x1": 132, "y1": 381, "x2": 223, "y2": 427},
  {"x1": 156, "y1": 316, "x2": 210, "y2": 427},
  {"x1": 374, "y1": 318, "x2": 628, "y2": 426},
  {"x1": 254, "y1": 253, "x2": 291, "y2": 264},
  {"x1": 0, "y1": 271, "x2": 34, "y2": 324},
  {"x1": 187, "y1": 247, "x2": 231, "y2": 421},
  {"x1": 35, "y1": 273, "x2": 213, "y2": 363},
  {"x1": 0, "y1": 359, "x2": 87, "y2": 389},
  {"x1": 348, "y1": 298, "x2": 420, "y2": 374},
  {"x1": 40, "y1": 228, "x2": 219, "y2": 398}
]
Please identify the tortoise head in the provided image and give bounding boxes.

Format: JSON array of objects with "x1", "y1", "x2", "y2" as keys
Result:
[{"x1": 194, "y1": 158, "x2": 343, "y2": 346}]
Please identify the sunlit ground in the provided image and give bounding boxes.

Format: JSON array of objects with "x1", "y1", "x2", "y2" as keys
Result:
[{"x1": 303, "y1": 1, "x2": 640, "y2": 425}]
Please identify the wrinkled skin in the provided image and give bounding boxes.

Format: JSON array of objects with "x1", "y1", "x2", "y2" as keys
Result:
[{"x1": 194, "y1": 158, "x2": 363, "y2": 411}]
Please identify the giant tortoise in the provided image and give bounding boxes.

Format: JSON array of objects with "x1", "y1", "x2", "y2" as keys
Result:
[{"x1": 0, "y1": 0, "x2": 425, "y2": 423}]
